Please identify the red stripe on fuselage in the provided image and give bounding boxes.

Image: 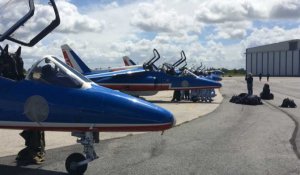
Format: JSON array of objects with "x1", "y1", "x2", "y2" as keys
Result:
[
  {"x1": 101, "y1": 84, "x2": 170, "y2": 91},
  {"x1": 100, "y1": 84, "x2": 220, "y2": 91},
  {"x1": 110, "y1": 68, "x2": 128, "y2": 71},
  {"x1": 0, "y1": 123, "x2": 173, "y2": 132},
  {"x1": 170, "y1": 86, "x2": 221, "y2": 90}
]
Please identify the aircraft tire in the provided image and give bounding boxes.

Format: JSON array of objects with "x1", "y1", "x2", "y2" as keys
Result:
[{"x1": 65, "y1": 153, "x2": 88, "y2": 175}]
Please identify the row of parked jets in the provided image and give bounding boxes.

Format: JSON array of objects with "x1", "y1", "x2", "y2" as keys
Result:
[
  {"x1": 0, "y1": 0, "x2": 222, "y2": 174},
  {"x1": 61, "y1": 44, "x2": 222, "y2": 97}
]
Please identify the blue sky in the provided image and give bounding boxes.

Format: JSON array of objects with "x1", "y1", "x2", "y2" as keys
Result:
[{"x1": 1, "y1": 0, "x2": 300, "y2": 69}]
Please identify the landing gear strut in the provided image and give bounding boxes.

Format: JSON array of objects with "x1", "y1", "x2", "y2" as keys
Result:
[{"x1": 65, "y1": 132, "x2": 99, "y2": 175}]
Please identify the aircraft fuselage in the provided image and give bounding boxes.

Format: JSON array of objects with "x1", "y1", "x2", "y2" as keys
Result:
[{"x1": 87, "y1": 71, "x2": 221, "y2": 92}]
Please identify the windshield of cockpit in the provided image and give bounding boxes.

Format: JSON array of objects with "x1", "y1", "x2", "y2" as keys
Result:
[
  {"x1": 180, "y1": 69, "x2": 198, "y2": 78},
  {"x1": 161, "y1": 63, "x2": 176, "y2": 75},
  {"x1": 27, "y1": 57, "x2": 86, "y2": 88}
]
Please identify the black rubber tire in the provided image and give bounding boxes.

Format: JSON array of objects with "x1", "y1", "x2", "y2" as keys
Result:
[
  {"x1": 65, "y1": 153, "x2": 88, "y2": 175},
  {"x1": 191, "y1": 96, "x2": 198, "y2": 102}
]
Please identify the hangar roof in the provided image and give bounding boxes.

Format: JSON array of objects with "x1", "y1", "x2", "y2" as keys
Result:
[{"x1": 246, "y1": 39, "x2": 300, "y2": 53}]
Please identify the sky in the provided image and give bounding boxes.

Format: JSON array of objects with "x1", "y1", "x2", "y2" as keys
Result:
[{"x1": 0, "y1": 0, "x2": 300, "y2": 69}]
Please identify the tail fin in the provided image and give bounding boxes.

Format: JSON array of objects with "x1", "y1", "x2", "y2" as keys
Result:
[
  {"x1": 123, "y1": 56, "x2": 136, "y2": 66},
  {"x1": 61, "y1": 44, "x2": 91, "y2": 74}
]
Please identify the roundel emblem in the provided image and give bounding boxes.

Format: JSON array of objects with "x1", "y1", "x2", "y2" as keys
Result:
[
  {"x1": 24, "y1": 95, "x2": 49, "y2": 122},
  {"x1": 181, "y1": 80, "x2": 189, "y2": 87}
]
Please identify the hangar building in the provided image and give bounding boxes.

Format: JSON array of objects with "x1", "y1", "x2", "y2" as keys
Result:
[{"x1": 246, "y1": 39, "x2": 300, "y2": 76}]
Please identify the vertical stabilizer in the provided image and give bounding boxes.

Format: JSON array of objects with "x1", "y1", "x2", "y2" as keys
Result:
[
  {"x1": 123, "y1": 56, "x2": 136, "y2": 66},
  {"x1": 61, "y1": 44, "x2": 91, "y2": 74}
]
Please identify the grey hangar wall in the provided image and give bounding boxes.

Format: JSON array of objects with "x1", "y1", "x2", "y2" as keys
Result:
[{"x1": 245, "y1": 40, "x2": 300, "y2": 77}]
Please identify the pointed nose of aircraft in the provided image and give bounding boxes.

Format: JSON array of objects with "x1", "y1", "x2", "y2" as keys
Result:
[
  {"x1": 210, "y1": 75, "x2": 222, "y2": 81},
  {"x1": 198, "y1": 77, "x2": 222, "y2": 89},
  {"x1": 89, "y1": 84, "x2": 175, "y2": 132}
]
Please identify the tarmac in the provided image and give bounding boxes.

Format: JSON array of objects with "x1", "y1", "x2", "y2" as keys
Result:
[
  {"x1": 0, "y1": 89, "x2": 223, "y2": 157},
  {"x1": 1, "y1": 77, "x2": 300, "y2": 175}
]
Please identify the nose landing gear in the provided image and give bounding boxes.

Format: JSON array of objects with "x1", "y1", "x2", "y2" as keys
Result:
[{"x1": 65, "y1": 132, "x2": 99, "y2": 175}]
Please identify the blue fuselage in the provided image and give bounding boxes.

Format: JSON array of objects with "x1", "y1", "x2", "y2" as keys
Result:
[
  {"x1": 0, "y1": 76, "x2": 175, "y2": 132},
  {"x1": 86, "y1": 70, "x2": 222, "y2": 91}
]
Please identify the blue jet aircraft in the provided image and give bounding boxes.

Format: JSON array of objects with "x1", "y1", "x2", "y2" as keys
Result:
[
  {"x1": 0, "y1": 1, "x2": 175, "y2": 174},
  {"x1": 126, "y1": 52, "x2": 223, "y2": 82},
  {"x1": 0, "y1": 55, "x2": 175, "y2": 174},
  {"x1": 193, "y1": 66, "x2": 223, "y2": 82},
  {"x1": 61, "y1": 45, "x2": 222, "y2": 97},
  {"x1": 122, "y1": 52, "x2": 222, "y2": 102}
]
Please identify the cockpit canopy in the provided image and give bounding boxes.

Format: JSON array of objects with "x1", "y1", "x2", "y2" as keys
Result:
[
  {"x1": 160, "y1": 64, "x2": 198, "y2": 78},
  {"x1": 180, "y1": 69, "x2": 198, "y2": 78},
  {"x1": 26, "y1": 56, "x2": 91, "y2": 88}
]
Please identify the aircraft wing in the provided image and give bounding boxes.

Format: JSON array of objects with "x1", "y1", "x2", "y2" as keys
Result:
[{"x1": 85, "y1": 68, "x2": 146, "y2": 79}]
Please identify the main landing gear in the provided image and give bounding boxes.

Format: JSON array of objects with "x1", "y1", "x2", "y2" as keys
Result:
[{"x1": 65, "y1": 132, "x2": 99, "y2": 175}]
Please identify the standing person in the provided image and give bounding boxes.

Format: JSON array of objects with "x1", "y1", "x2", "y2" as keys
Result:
[
  {"x1": 14, "y1": 48, "x2": 45, "y2": 165},
  {"x1": 171, "y1": 90, "x2": 181, "y2": 102},
  {"x1": 184, "y1": 90, "x2": 190, "y2": 100},
  {"x1": 176, "y1": 90, "x2": 181, "y2": 101},
  {"x1": 259, "y1": 73, "x2": 262, "y2": 81},
  {"x1": 171, "y1": 90, "x2": 176, "y2": 102},
  {"x1": 16, "y1": 130, "x2": 45, "y2": 164},
  {"x1": 245, "y1": 73, "x2": 253, "y2": 95},
  {"x1": 267, "y1": 73, "x2": 270, "y2": 82}
]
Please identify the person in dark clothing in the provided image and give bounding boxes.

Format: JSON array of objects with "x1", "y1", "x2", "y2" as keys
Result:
[
  {"x1": 171, "y1": 90, "x2": 176, "y2": 102},
  {"x1": 16, "y1": 130, "x2": 45, "y2": 164},
  {"x1": 267, "y1": 73, "x2": 270, "y2": 82},
  {"x1": 171, "y1": 90, "x2": 181, "y2": 102},
  {"x1": 184, "y1": 90, "x2": 190, "y2": 100},
  {"x1": 259, "y1": 73, "x2": 262, "y2": 81},
  {"x1": 245, "y1": 73, "x2": 253, "y2": 95}
]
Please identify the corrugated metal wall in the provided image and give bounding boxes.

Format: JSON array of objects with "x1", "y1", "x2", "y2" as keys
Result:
[{"x1": 246, "y1": 45, "x2": 300, "y2": 77}]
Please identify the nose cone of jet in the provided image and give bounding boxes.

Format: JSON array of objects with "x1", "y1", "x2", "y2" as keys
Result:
[
  {"x1": 211, "y1": 75, "x2": 222, "y2": 81},
  {"x1": 90, "y1": 85, "x2": 175, "y2": 131},
  {"x1": 199, "y1": 77, "x2": 222, "y2": 88}
]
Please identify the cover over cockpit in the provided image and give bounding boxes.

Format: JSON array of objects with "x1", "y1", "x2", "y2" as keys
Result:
[
  {"x1": 179, "y1": 69, "x2": 198, "y2": 78},
  {"x1": 26, "y1": 56, "x2": 91, "y2": 88}
]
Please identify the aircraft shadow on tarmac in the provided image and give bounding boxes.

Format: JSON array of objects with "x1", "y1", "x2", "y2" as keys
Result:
[
  {"x1": 0, "y1": 164, "x2": 67, "y2": 175},
  {"x1": 0, "y1": 153, "x2": 68, "y2": 175}
]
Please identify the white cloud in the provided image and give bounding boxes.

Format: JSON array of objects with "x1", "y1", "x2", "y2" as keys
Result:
[
  {"x1": 130, "y1": 1, "x2": 197, "y2": 34},
  {"x1": 102, "y1": 1, "x2": 119, "y2": 9},
  {"x1": 193, "y1": 0, "x2": 263, "y2": 40},
  {"x1": 2, "y1": 0, "x2": 300, "y2": 70},
  {"x1": 195, "y1": 0, "x2": 266, "y2": 23},
  {"x1": 241, "y1": 26, "x2": 300, "y2": 48},
  {"x1": 55, "y1": 1, "x2": 105, "y2": 33},
  {"x1": 208, "y1": 21, "x2": 253, "y2": 40},
  {"x1": 270, "y1": 0, "x2": 300, "y2": 19}
]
